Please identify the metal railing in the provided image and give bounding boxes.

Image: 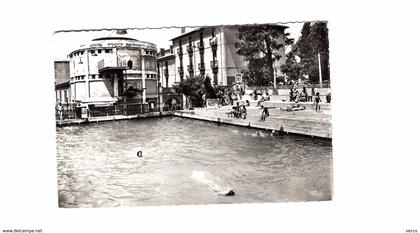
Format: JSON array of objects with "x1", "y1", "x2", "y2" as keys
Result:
[
  {"x1": 55, "y1": 103, "x2": 77, "y2": 120},
  {"x1": 247, "y1": 81, "x2": 331, "y2": 90},
  {"x1": 88, "y1": 103, "x2": 156, "y2": 117},
  {"x1": 56, "y1": 102, "x2": 159, "y2": 120}
]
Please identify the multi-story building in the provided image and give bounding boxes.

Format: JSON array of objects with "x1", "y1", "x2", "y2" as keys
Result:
[
  {"x1": 167, "y1": 24, "x2": 287, "y2": 87},
  {"x1": 67, "y1": 36, "x2": 158, "y2": 111},
  {"x1": 157, "y1": 47, "x2": 176, "y2": 88},
  {"x1": 54, "y1": 60, "x2": 70, "y2": 104},
  {"x1": 156, "y1": 47, "x2": 184, "y2": 110}
]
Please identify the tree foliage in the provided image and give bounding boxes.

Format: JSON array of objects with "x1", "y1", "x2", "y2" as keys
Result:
[
  {"x1": 203, "y1": 76, "x2": 217, "y2": 98},
  {"x1": 281, "y1": 22, "x2": 330, "y2": 83},
  {"x1": 174, "y1": 75, "x2": 217, "y2": 108},
  {"x1": 235, "y1": 25, "x2": 292, "y2": 86},
  {"x1": 280, "y1": 45, "x2": 304, "y2": 81}
]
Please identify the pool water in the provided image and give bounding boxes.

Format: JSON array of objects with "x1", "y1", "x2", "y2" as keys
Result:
[{"x1": 56, "y1": 117, "x2": 333, "y2": 208}]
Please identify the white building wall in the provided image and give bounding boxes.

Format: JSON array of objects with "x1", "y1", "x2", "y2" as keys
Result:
[
  {"x1": 89, "y1": 80, "x2": 113, "y2": 98},
  {"x1": 69, "y1": 40, "x2": 158, "y2": 103},
  {"x1": 168, "y1": 59, "x2": 176, "y2": 87},
  {"x1": 167, "y1": 25, "x2": 286, "y2": 88},
  {"x1": 74, "y1": 82, "x2": 86, "y2": 100}
]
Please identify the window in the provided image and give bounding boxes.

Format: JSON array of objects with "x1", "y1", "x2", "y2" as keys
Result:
[
  {"x1": 105, "y1": 49, "x2": 111, "y2": 53},
  {"x1": 80, "y1": 51, "x2": 84, "y2": 55},
  {"x1": 144, "y1": 57, "x2": 156, "y2": 71},
  {"x1": 91, "y1": 75, "x2": 95, "y2": 79},
  {"x1": 98, "y1": 50, "x2": 102, "y2": 53},
  {"x1": 90, "y1": 50, "x2": 95, "y2": 54},
  {"x1": 127, "y1": 60, "x2": 133, "y2": 69}
]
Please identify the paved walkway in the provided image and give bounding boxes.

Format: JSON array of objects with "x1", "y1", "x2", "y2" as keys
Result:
[
  {"x1": 55, "y1": 105, "x2": 332, "y2": 138},
  {"x1": 176, "y1": 104, "x2": 332, "y2": 138}
]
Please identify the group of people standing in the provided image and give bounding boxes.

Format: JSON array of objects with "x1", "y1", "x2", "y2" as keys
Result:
[
  {"x1": 215, "y1": 86, "x2": 245, "y2": 106},
  {"x1": 56, "y1": 101, "x2": 82, "y2": 120},
  {"x1": 229, "y1": 102, "x2": 248, "y2": 119},
  {"x1": 289, "y1": 85, "x2": 324, "y2": 112},
  {"x1": 289, "y1": 85, "x2": 315, "y2": 102}
]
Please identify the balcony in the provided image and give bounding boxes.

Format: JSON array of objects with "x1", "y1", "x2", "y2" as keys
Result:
[
  {"x1": 186, "y1": 45, "x2": 193, "y2": 53},
  {"x1": 209, "y1": 37, "x2": 217, "y2": 47},
  {"x1": 187, "y1": 64, "x2": 194, "y2": 72},
  {"x1": 198, "y1": 63, "x2": 205, "y2": 71},
  {"x1": 98, "y1": 59, "x2": 128, "y2": 73},
  {"x1": 210, "y1": 60, "x2": 218, "y2": 69},
  {"x1": 177, "y1": 47, "x2": 183, "y2": 55},
  {"x1": 197, "y1": 41, "x2": 204, "y2": 49}
]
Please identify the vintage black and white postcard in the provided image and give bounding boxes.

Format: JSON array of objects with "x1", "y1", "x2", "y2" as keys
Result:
[{"x1": 53, "y1": 22, "x2": 332, "y2": 208}]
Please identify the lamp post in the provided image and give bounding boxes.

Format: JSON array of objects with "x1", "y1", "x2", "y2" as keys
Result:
[{"x1": 318, "y1": 52, "x2": 323, "y2": 88}]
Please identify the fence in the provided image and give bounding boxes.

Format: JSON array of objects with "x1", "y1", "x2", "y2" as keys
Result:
[
  {"x1": 56, "y1": 102, "x2": 158, "y2": 120},
  {"x1": 247, "y1": 81, "x2": 331, "y2": 91},
  {"x1": 55, "y1": 103, "x2": 77, "y2": 120}
]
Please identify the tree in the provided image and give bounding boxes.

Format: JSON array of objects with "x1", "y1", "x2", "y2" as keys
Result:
[
  {"x1": 280, "y1": 22, "x2": 330, "y2": 84},
  {"x1": 174, "y1": 75, "x2": 205, "y2": 108},
  {"x1": 235, "y1": 25, "x2": 290, "y2": 86},
  {"x1": 308, "y1": 22, "x2": 330, "y2": 82},
  {"x1": 203, "y1": 76, "x2": 217, "y2": 98},
  {"x1": 280, "y1": 45, "x2": 304, "y2": 81},
  {"x1": 174, "y1": 75, "x2": 217, "y2": 108}
]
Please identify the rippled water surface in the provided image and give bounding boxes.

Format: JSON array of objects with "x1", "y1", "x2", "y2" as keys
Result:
[{"x1": 56, "y1": 117, "x2": 332, "y2": 208}]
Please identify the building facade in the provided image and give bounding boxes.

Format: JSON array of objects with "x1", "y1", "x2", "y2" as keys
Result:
[
  {"x1": 156, "y1": 47, "x2": 184, "y2": 110},
  {"x1": 157, "y1": 47, "x2": 176, "y2": 88},
  {"x1": 68, "y1": 36, "x2": 158, "y2": 110},
  {"x1": 54, "y1": 60, "x2": 70, "y2": 104},
  {"x1": 165, "y1": 25, "x2": 287, "y2": 87}
]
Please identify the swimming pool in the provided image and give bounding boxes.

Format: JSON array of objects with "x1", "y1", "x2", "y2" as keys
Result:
[{"x1": 56, "y1": 117, "x2": 332, "y2": 207}]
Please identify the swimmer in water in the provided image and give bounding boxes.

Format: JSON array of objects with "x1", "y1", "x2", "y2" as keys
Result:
[{"x1": 190, "y1": 171, "x2": 235, "y2": 197}]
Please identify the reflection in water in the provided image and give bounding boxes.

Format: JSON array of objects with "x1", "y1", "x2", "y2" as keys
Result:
[{"x1": 56, "y1": 117, "x2": 332, "y2": 207}]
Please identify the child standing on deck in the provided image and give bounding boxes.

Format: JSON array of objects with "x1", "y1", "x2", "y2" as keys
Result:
[
  {"x1": 309, "y1": 87, "x2": 315, "y2": 102},
  {"x1": 259, "y1": 105, "x2": 270, "y2": 122},
  {"x1": 314, "y1": 92, "x2": 322, "y2": 112}
]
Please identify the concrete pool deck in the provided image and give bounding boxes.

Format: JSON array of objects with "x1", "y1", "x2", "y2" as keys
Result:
[
  {"x1": 56, "y1": 103, "x2": 332, "y2": 139},
  {"x1": 173, "y1": 104, "x2": 332, "y2": 139}
]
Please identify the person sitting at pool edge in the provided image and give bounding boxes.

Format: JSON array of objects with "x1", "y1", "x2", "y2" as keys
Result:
[
  {"x1": 241, "y1": 105, "x2": 247, "y2": 119},
  {"x1": 233, "y1": 102, "x2": 240, "y2": 118}
]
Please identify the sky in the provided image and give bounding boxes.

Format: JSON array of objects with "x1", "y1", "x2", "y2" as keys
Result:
[{"x1": 52, "y1": 23, "x2": 303, "y2": 60}]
